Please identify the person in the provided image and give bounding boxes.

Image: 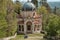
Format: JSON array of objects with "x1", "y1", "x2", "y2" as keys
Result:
[{"x1": 24, "y1": 33, "x2": 28, "y2": 39}]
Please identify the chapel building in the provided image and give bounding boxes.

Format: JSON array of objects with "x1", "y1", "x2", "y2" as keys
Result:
[{"x1": 17, "y1": 1, "x2": 42, "y2": 34}]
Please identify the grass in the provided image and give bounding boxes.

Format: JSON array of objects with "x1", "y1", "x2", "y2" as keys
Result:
[
  {"x1": 10, "y1": 35, "x2": 24, "y2": 40},
  {"x1": 10, "y1": 33, "x2": 44, "y2": 40},
  {"x1": 28, "y1": 33, "x2": 44, "y2": 37}
]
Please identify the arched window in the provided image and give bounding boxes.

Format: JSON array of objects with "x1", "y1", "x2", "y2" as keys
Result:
[{"x1": 19, "y1": 25, "x2": 21, "y2": 31}]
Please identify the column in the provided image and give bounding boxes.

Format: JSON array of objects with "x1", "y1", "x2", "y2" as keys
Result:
[
  {"x1": 21, "y1": 25, "x2": 22, "y2": 32},
  {"x1": 32, "y1": 24, "x2": 34, "y2": 33},
  {"x1": 36, "y1": 25, "x2": 37, "y2": 32},
  {"x1": 40, "y1": 25, "x2": 42, "y2": 32},
  {"x1": 24, "y1": 23, "x2": 27, "y2": 34}
]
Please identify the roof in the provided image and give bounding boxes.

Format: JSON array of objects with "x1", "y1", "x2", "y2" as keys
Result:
[{"x1": 22, "y1": 2, "x2": 36, "y2": 11}]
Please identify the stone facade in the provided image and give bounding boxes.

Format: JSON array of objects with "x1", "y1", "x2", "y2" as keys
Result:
[
  {"x1": 17, "y1": 11, "x2": 42, "y2": 34},
  {"x1": 17, "y1": 1, "x2": 42, "y2": 34}
]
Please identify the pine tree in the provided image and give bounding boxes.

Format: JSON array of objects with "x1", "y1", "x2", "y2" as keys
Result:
[
  {"x1": 54, "y1": 6, "x2": 57, "y2": 14},
  {"x1": 31, "y1": 0, "x2": 38, "y2": 7},
  {"x1": 40, "y1": 0, "x2": 47, "y2": 5},
  {"x1": 14, "y1": 0, "x2": 22, "y2": 14},
  {"x1": 40, "y1": 0, "x2": 51, "y2": 13}
]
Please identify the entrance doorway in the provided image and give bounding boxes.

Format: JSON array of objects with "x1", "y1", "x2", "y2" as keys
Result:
[
  {"x1": 27, "y1": 25, "x2": 31, "y2": 33},
  {"x1": 26, "y1": 21, "x2": 32, "y2": 33}
]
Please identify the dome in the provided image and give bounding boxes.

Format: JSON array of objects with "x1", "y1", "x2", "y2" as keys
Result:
[{"x1": 22, "y1": 2, "x2": 36, "y2": 11}]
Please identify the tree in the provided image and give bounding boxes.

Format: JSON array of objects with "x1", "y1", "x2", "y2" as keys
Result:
[
  {"x1": 0, "y1": 0, "x2": 8, "y2": 38},
  {"x1": 44, "y1": 14, "x2": 60, "y2": 36},
  {"x1": 40, "y1": 0, "x2": 47, "y2": 5},
  {"x1": 6, "y1": 0, "x2": 17, "y2": 36},
  {"x1": 54, "y1": 6, "x2": 57, "y2": 14},
  {"x1": 0, "y1": 0, "x2": 17, "y2": 38},
  {"x1": 37, "y1": 6, "x2": 48, "y2": 14},
  {"x1": 40, "y1": 0, "x2": 51, "y2": 13},
  {"x1": 31, "y1": 0, "x2": 38, "y2": 7},
  {"x1": 36, "y1": 6, "x2": 49, "y2": 33},
  {"x1": 14, "y1": 0, "x2": 22, "y2": 14},
  {"x1": 37, "y1": 5, "x2": 60, "y2": 37}
]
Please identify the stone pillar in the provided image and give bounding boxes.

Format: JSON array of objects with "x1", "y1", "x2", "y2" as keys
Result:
[
  {"x1": 40, "y1": 25, "x2": 42, "y2": 32},
  {"x1": 36, "y1": 25, "x2": 38, "y2": 32},
  {"x1": 32, "y1": 24, "x2": 34, "y2": 33},
  {"x1": 20, "y1": 25, "x2": 22, "y2": 32},
  {"x1": 24, "y1": 23, "x2": 27, "y2": 34}
]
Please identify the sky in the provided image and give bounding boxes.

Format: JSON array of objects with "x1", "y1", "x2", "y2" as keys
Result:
[
  {"x1": 47, "y1": 0, "x2": 60, "y2": 2},
  {"x1": 13, "y1": 0, "x2": 60, "y2": 2}
]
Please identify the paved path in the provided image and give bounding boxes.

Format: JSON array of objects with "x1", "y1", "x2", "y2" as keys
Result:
[{"x1": 0, "y1": 33, "x2": 16, "y2": 40}]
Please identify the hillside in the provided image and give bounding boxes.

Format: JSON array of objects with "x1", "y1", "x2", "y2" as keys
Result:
[{"x1": 48, "y1": 2, "x2": 60, "y2": 9}]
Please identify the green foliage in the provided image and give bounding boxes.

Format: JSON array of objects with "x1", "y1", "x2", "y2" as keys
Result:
[
  {"x1": 14, "y1": 1, "x2": 22, "y2": 14},
  {"x1": 37, "y1": 6, "x2": 48, "y2": 14},
  {"x1": 37, "y1": 6, "x2": 48, "y2": 31},
  {"x1": 31, "y1": 0, "x2": 38, "y2": 7},
  {"x1": 0, "y1": 0, "x2": 8, "y2": 38},
  {"x1": 0, "y1": 0, "x2": 17, "y2": 38},
  {"x1": 37, "y1": 3, "x2": 60, "y2": 37},
  {"x1": 44, "y1": 14, "x2": 60, "y2": 36}
]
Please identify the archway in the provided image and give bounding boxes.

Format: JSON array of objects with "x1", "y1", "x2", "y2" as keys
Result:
[{"x1": 26, "y1": 21, "x2": 32, "y2": 33}]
